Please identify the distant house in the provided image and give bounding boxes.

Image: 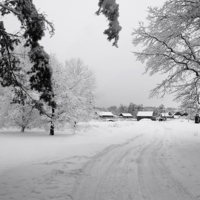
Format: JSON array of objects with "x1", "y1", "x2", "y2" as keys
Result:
[
  {"x1": 99, "y1": 112, "x2": 114, "y2": 118},
  {"x1": 119, "y1": 113, "x2": 133, "y2": 118},
  {"x1": 161, "y1": 113, "x2": 170, "y2": 118},
  {"x1": 171, "y1": 112, "x2": 188, "y2": 119},
  {"x1": 137, "y1": 111, "x2": 156, "y2": 121},
  {"x1": 173, "y1": 112, "x2": 181, "y2": 119}
]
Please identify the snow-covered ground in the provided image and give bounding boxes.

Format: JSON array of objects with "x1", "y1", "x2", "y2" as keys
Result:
[{"x1": 1, "y1": 119, "x2": 200, "y2": 200}]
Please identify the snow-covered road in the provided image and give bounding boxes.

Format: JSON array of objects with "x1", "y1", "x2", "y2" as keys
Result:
[
  {"x1": 1, "y1": 120, "x2": 200, "y2": 200},
  {"x1": 71, "y1": 122, "x2": 200, "y2": 200}
]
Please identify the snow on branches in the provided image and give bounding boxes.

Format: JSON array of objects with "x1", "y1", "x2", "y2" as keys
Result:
[
  {"x1": 0, "y1": 0, "x2": 56, "y2": 134},
  {"x1": 50, "y1": 56, "x2": 96, "y2": 128},
  {"x1": 0, "y1": 0, "x2": 55, "y2": 106},
  {"x1": 96, "y1": 0, "x2": 122, "y2": 47},
  {"x1": 132, "y1": 0, "x2": 200, "y2": 108}
]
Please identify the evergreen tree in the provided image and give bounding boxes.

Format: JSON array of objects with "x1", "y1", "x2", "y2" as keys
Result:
[
  {"x1": 0, "y1": 0, "x2": 122, "y2": 134},
  {"x1": 0, "y1": 0, "x2": 56, "y2": 135},
  {"x1": 96, "y1": 0, "x2": 122, "y2": 47}
]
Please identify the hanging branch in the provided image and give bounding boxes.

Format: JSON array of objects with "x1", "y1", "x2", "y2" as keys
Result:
[
  {"x1": 96, "y1": 0, "x2": 122, "y2": 47},
  {"x1": 0, "y1": 0, "x2": 56, "y2": 134}
]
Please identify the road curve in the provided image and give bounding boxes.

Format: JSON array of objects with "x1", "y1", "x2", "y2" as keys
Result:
[{"x1": 71, "y1": 122, "x2": 197, "y2": 200}]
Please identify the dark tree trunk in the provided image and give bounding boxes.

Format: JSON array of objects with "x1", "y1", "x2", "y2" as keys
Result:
[
  {"x1": 50, "y1": 122, "x2": 54, "y2": 135},
  {"x1": 21, "y1": 126, "x2": 25, "y2": 132},
  {"x1": 49, "y1": 107, "x2": 55, "y2": 135}
]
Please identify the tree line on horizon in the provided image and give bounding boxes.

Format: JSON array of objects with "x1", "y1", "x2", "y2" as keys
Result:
[{"x1": 97, "y1": 103, "x2": 177, "y2": 118}]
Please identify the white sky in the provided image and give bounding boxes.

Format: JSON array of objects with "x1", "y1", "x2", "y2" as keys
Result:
[{"x1": 3, "y1": 0, "x2": 179, "y2": 108}]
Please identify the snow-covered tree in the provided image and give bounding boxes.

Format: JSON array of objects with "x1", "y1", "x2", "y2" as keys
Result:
[
  {"x1": 0, "y1": 43, "x2": 45, "y2": 132},
  {"x1": 50, "y1": 56, "x2": 96, "y2": 129},
  {"x1": 0, "y1": 85, "x2": 43, "y2": 132},
  {"x1": 118, "y1": 104, "x2": 128, "y2": 114},
  {"x1": 158, "y1": 104, "x2": 165, "y2": 114},
  {"x1": 128, "y1": 102, "x2": 136, "y2": 115},
  {"x1": 136, "y1": 104, "x2": 143, "y2": 112},
  {"x1": 132, "y1": 0, "x2": 200, "y2": 109},
  {"x1": 107, "y1": 106, "x2": 118, "y2": 115},
  {"x1": 0, "y1": 0, "x2": 56, "y2": 135},
  {"x1": 0, "y1": 0, "x2": 117, "y2": 134}
]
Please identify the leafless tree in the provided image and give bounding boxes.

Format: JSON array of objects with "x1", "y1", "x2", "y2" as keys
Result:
[{"x1": 132, "y1": 0, "x2": 200, "y2": 110}]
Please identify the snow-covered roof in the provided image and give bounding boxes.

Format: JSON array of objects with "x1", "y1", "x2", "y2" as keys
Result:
[
  {"x1": 119, "y1": 113, "x2": 133, "y2": 117},
  {"x1": 137, "y1": 111, "x2": 154, "y2": 117},
  {"x1": 161, "y1": 113, "x2": 169, "y2": 117},
  {"x1": 99, "y1": 112, "x2": 114, "y2": 117}
]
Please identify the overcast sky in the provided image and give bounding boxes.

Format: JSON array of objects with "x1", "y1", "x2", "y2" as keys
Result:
[{"x1": 4, "y1": 0, "x2": 179, "y2": 108}]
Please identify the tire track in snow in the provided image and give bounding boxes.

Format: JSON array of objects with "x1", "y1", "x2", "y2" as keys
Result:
[
  {"x1": 71, "y1": 123, "x2": 196, "y2": 200},
  {"x1": 137, "y1": 124, "x2": 195, "y2": 200},
  {"x1": 71, "y1": 133, "x2": 152, "y2": 200}
]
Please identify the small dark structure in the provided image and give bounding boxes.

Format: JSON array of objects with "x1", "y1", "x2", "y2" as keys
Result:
[
  {"x1": 157, "y1": 114, "x2": 167, "y2": 121},
  {"x1": 195, "y1": 114, "x2": 199, "y2": 123}
]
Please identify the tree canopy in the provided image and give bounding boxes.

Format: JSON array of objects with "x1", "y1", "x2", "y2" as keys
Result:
[
  {"x1": 0, "y1": 0, "x2": 120, "y2": 104},
  {"x1": 0, "y1": 0, "x2": 55, "y2": 111},
  {"x1": 132, "y1": 0, "x2": 200, "y2": 109},
  {"x1": 0, "y1": 0, "x2": 101, "y2": 134}
]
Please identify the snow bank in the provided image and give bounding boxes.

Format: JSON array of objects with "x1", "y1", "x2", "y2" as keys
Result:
[{"x1": 0, "y1": 121, "x2": 143, "y2": 172}]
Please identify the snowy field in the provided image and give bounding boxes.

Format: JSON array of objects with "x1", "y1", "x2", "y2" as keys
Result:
[{"x1": 1, "y1": 119, "x2": 200, "y2": 200}]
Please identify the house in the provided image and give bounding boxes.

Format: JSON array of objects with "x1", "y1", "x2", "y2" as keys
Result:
[
  {"x1": 119, "y1": 113, "x2": 133, "y2": 118},
  {"x1": 161, "y1": 113, "x2": 170, "y2": 118},
  {"x1": 137, "y1": 111, "x2": 156, "y2": 121},
  {"x1": 98, "y1": 112, "x2": 116, "y2": 121},
  {"x1": 99, "y1": 112, "x2": 114, "y2": 118},
  {"x1": 172, "y1": 112, "x2": 181, "y2": 119}
]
